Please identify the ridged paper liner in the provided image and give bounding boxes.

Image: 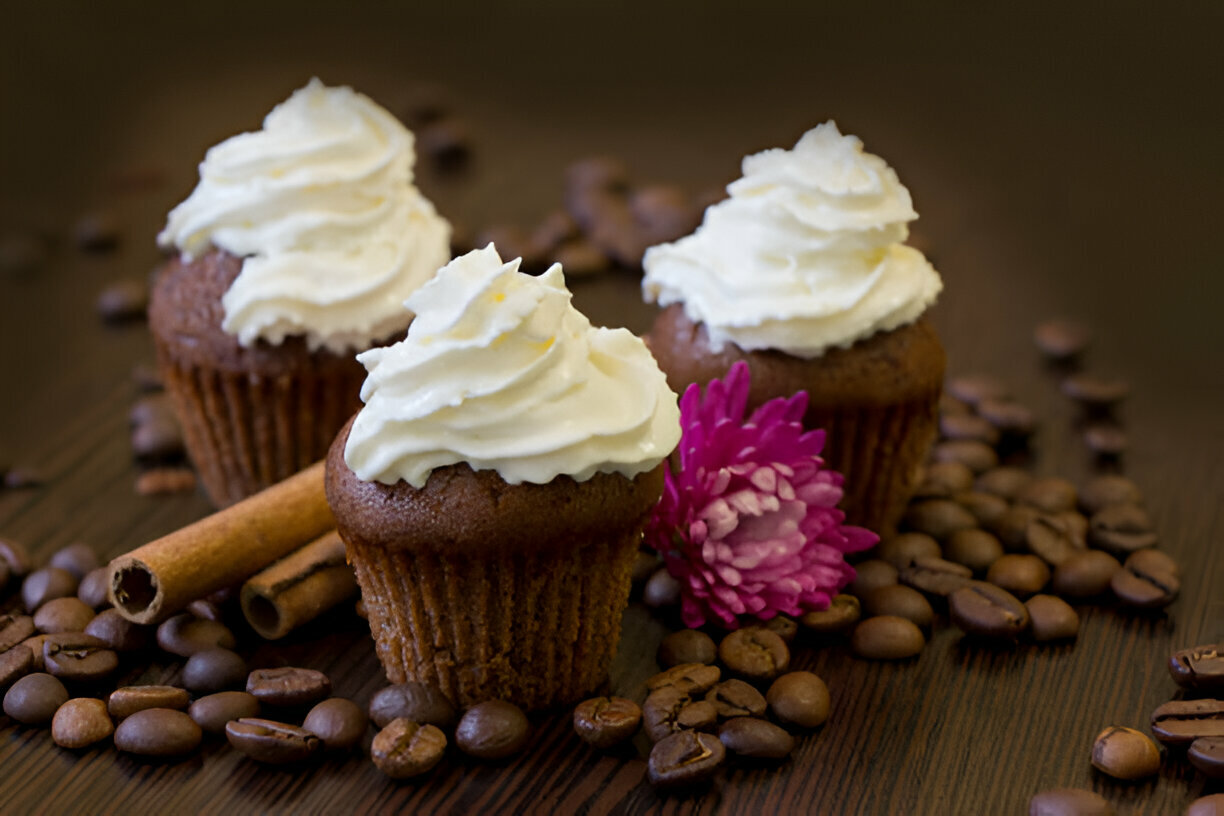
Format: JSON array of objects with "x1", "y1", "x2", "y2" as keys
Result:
[{"x1": 344, "y1": 533, "x2": 640, "y2": 711}]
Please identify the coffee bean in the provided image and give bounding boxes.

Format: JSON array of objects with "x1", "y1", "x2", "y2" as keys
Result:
[
  {"x1": 33, "y1": 597, "x2": 95, "y2": 634},
  {"x1": 130, "y1": 362, "x2": 164, "y2": 392},
  {"x1": 189, "y1": 691, "x2": 260, "y2": 735},
  {"x1": 944, "y1": 528, "x2": 1004, "y2": 573},
  {"x1": 705, "y1": 679, "x2": 767, "y2": 720},
  {"x1": 183, "y1": 648, "x2": 247, "y2": 694},
  {"x1": 372, "y1": 718, "x2": 447, "y2": 778},
  {"x1": 1025, "y1": 595, "x2": 1079, "y2": 642},
  {"x1": 976, "y1": 467, "x2": 1034, "y2": 501},
  {"x1": 766, "y1": 671, "x2": 830, "y2": 729},
  {"x1": 4, "y1": 467, "x2": 42, "y2": 489},
  {"x1": 96, "y1": 279, "x2": 148, "y2": 322},
  {"x1": 529, "y1": 210, "x2": 581, "y2": 255},
  {"x1": 647, "y1": 730, "x2": 725, "y2": 789},
  {"x1": 718, "y1": 717, "x2": 795, "y2": 760},
  {"x1": 1061, "y1": 374, "x2": 1129, "y2": 410},
  {"x1": 185, "y1": 598, "x2": 225, "y2": 623},
  {"x1": 763, "y1": 615, "x2": 798, "y2": 644},
  {"x1": 1188, "y1": 736, "x2": 1224, "y2": 779},
  {"x1": 931, "y1": 440, "x2": 999, "y2": 473},
  {"x1": 877, "y1": 533, "x2": 941, "y2": 569},
  {"x1": 1111, "y1": 552, "x2": 1179, "y2": 609},
  {"x1": 940, "y1": 393, "x2": 971, "y2": 416},
  {"x1": 3, "y1": 672, "x2": 69, "y2": 724},
  {"x1": 1079, "y1": 475, "x2": 1143, "y2": 515},
  {"x1": 658, "y1": 630, "x2": 717, "y2": 668},
  {"x1": 1034, "y1": 318, "x2": 1091, "y2": 360},
  {"x1": 554, "y1": 238, "x2": 612, "y2": 277},
  {"x1": 77, "y1": 568, "x2": 110, "y2": 609},
  {"x1": 246, "y1": 667, "x2": 331, "y2": 707},
  {"x1": 673, "y1": 702, "x2": 721, "y2": 737},
  {"x1": 85, "y1": 608, "x2": 152, "y2": 652},
  {"x1": 23, "y1": 567, "x2": 79, "y2": 612},
  {"x1": 1125, "y1": 548, "x2": 1179, "y2": 577},
  {"x1": 945, "y1": 375, "x2": 1009, "y2": 406},
  {"x1": 0, "y1": 644, "x2": 34, "y2": 688},
  {"x1": 1017, "y1": 478, "x2": 1078, "y2": 514},
  {"x1": 0, "y1": 537, "x2": 30, "y2": 581},
  {"x1": 631, "y1": 550, "x2": 661, "y2": 585},
  {"x1": 368, "y1": 681, "x2": 458, "y2": 730},
  {"x1": 573, "y1": 696, "x2": 641, "y2": 749},
  {"x1": 904, "y1": 499, "x2": 978, "y2": 540},
  {"x1": 20, "y1": 636, "x2": 48, "y2": 671},
  {"x1": 643, "y1": 568, "x2": 681, "y2": 608},
  {"x1": 114, "y1": 708, "x2": 202, "y2": 757},
  {"x1": 1170, "y1": 644, "x2": 1224, "y2": 692},
  {"x1": 455, "y1": 700, "x2": 529, "y2": 760},
  {"x1": 136, "y1": 467, "x2": 197, "y2": 496},
  {"x1": 643, "y1": 687, "x2": 716, "y2": 742},
  {"x1": 939, "y1": 413, "x2": 1000, "y2": 446},
  {"x1": 129, "y1": 393, "x2": 173, "y2": 427},
  {"x1": 976, "y1": 399, "x2": 1036, "y2": 437},
  {"x1": 43, "y1": 633, "x2": 118, "y2": 681},
  {"x1": 800, "y1": 594, "x2": 861, "y2": 634},
  {"x1": 474, "y1": 225, "x2": 542, "y2": 270},
  {"x1": 1028, "y1": 787, "x2": 1114, "y2": 816},
  {"x1": 131, "y1": 414, "x2": 185, "y2": 460},
  {"x1": 898, "y1": 556, "x2": 974, "y2": 597},
  {"x1": 301, "y1": 698, "x2": 366, "y2": 752},
  {"x1": 226, "y1": 717, "x2": 321, "y2": 764},
  {"x1": 108, "y1": 685, "x2": 190, "y2": 719},
  {"x1": 1051, "y1": 550, "x2": 1121, "y2": 598},
  {"x1": 994, "y1": 505, "x2": 1043, "y2": 551},
  {"x1": 1053, "y1": 511, "x2": 1089, "y2": 549},
  {"x1": 861, "y1": 585, "x2": 934, "y2": 629},
  {"x1": 157, "y1": 613, "x2": 236, "y2": 657},
  {"x1": 646, "y1": 663, "x2": 721, "y2": 696},
  {"x1": 49, "y1": 543, "x2": 99, "y2": 580},
  {"x1": 0, "y1": 613, "x2": 35, "y2": 652},
  {"x1": 954, "y1": 492, "x2": 1009, "y2": 529},
  {"x1": 985, "y1": 554, "x2": 1049, "y2": 597},
  {"x1": 851, "y1": 616, "x2": 925, "y2": 660},
  {"x1": 1150, "y1": 699, "x2": 1224, "y2": 746},
  {"x1": 417, "y1": 118, "x2": 471, "y2": 171},
  {"x1": 1188, "y1": 794, "x2": 1224, "y2": 816},
  {"x1": 73, "y1": 211, "x2": 121, "y2": 251},
  {"x1": 51, "y1": 697, "x2": 113, "y2": 749},
  {"x1": 566, "y1": 156, "x2": 631, "y2": 194},
  {"x1": 1091, "y1": 726, "x2": 1160, "y2": 779},
  {"x1": 631, "y1": 185, "x2": 701, "y2": 246},
  {"x1": 849, "y1": 559, "x2": 899, "y2": 596},
  {"x1": 948, "y1": 582, "x2": 1030, "y2": 639},
  {"x1": 1083, "y1": 424, "x2": 1128, "y2": 456},
  {"x1": 718, "y1": 628, "x2": 790, "y2": 682}
]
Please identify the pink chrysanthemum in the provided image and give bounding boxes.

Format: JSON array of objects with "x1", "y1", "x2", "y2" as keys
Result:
[{"x1": 645, "y1": 361, "x2": 877, "y2": 629}]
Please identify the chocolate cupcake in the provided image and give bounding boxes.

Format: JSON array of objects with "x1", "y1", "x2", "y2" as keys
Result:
[
  {"x1": 643, "y1": 123, "x2": 945, "y2": 536},
  {"x1": 326, "y1": 246, "x2": 680, "y2": 711},
  {"x1": 154, "y1": 79, "x2": 451, "y2": 506}
]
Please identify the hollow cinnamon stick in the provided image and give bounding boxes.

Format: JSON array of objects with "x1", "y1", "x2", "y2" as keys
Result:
[
  {"x1": 240, "y1": 530, "x2": 356, "y2": 640},
  {"x1": 108, "y1": 461, "x2": 333, "y2": 624}
]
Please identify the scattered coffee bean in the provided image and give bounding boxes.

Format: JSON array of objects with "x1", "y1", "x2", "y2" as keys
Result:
[
  {"x1": 800, "y1": 595, "x2": 861, "y2": 634},
  {"x1": 76, "y1": 568, "x2": 110, "y2": 609},
  {"x1": 1111, "y1": 552, "x2": 1179, "y2": 609},
  {"x1": 4, "y1": 467, "x2": 43, "y2": 489},
  {"x1": 417, "y1": 118, "x2": 471, "y2": 171},
  {"x1": 1169, "y1": 644, "x2": 1224, "y2": 692},
  {"x1": 189, "y1": 691, "x2": 260, "y2": 735},
  {"x1": 931, "y1": 440, "x2": 999, "y2": 473},
  {"x1": 939, "y1": 413, "x2": 1000, "y2": 446},
  {"x1": 85, "y1": 609, "x2": 152, "y2": 652},
  {"x1": 976, "y1": 467, "x2": 1034, "y2": 501},
  {"x1": 1033, "y1": 318, "x2": 1091, "y2": 360},
  {"x1": 851, "y1": 616, "x2": 925, "y2": 660},
  {"x1": 33, "y1": 597, "x2": 95, "y2": 634},
  {"x1": 1188, "y1": 794, "x2": 1224, "y2": 816},
  {"x1": 49, "y1": 543, "x2": 99, "y2": 579},
  {"x1": 183, "y1": 648, "x2": 247, "y2": 694},
  {"x1": 994, "y1": 505, "x2": 1043, "y2": 551},
  {"x1": 23, "y1": 567, "x2": 79, "y2": 612},
  {"x1": 1150, "y1": 699, "x2": 1224, "y2": 746},
  {"x1": 1125, "y1": 548, "x2": 1179, "y2": 577},
  {"x1": 1079, "y1": 475, "x2": 1142, "y2": 515},
  {"x1": 0, "y1": 613, "x2": 36, "y2": 652},
  {"x1": 1017, "y1": 478, "x2": 1078, "y2": 514},
  {"x1": 1083, "y1": 424, "x2": 1128, "y2": 456},
  {"x1": 186, "y1": 598, "x2": 225, "y2": 623},
  {"x1": 861, "y1": 585, "x2": 934, "y2": 629},
  {"x1": 20, "y1": 636, "x2": 48, "y2": 671},
  {"x1": 766, "y1": 671, "x2": 830, "y2": 729},
  {"x1": 1188, "y1": 736, "x2": 1224, "y2": 779},
  {"x1": 1061, "y1": 374, "x2": 1129, "y2": 410},
  {"x1": 1053, "y1": 511, "x2": 1089, "y2": 549},
  {"x1": 131, "y1": 414, "x2": 185, "y2": 460},
  {"x1": 301, "y1": 698, "x2": 366, "y2": 752},
  {"x1": 948, "y1": 582, "x2": 1030, "y2": 639},
  {"x1": 705, "y1": 679, "x2": 767, "y2": 720},
  {"x1": 718, "y1": 628, "x2": 790, "y2": 682},
  {"x1": 763, "y1": 615, "x2": 798, "y2": 644},
  {"x1": 372, "y1": 718, "x2": 447, "y2": 778},
  {"x1": 631, "y1": 184, "x2": 701, "y2": 247},
  {"x1": 246, "y1": 667, "x2": 331, "y2": 707},
  {"x1": 1025, "y1": 595, "x2": 1079, "y2": 642},
  {"x1": 643, "y1": 568, "x2": 681, "y2": 608},
  {"x1": 530, "y1": 210, "x2": 581, "y2": 255},
  {"x1": 643, "y1": 687, "x2": 709, "y2": 741},
  {"x1": 898, "y1": 556, "x2": 974, "y2": 597},
  {"x1": 985, "y1": 554, "x2": 1049, "y2": 598},
  {"x1": 73, "y1": 211, "x2": 121, "y2": 251},
  {"x1": 976, "y1": 399, "x2": 1036, "y2": 437},
  {"x1": 954, "y1": 491, "x2": 1009, "y2": 529},
  {"x1": 566, "y1": 156, "x2": 631, "y2": 194},
  {"x1": 1028, "y1": 787, "x2": 1114, "y2": 816},
  {"x1": 553, "y1": 238, "x2": 611, "y2": 277},
  {"x1": 646, "y1": 663, "x2": 721, "y2": 696},
  {"x1": 136, "y1": 467, "x2": 198, "y2": 496},
  {"x1": 877, "y1": 532, "x2": 942, "y2": 569},
  {"x1": 658, "y1": 629, "x2": 717, "y2": 668},
  {"x1": 0, "y1": 645, "x2": 34, "y2": 688},
  {"x1": 1051, "y1": 550, "x2": 1121, "y2": 598},
  {"x1": 43, "y1": 632, "x2": 118, "y2": 681},
  {"x1": 1091, "y1": 725, "x2": 1160, "y2": 779},
  {"x1": 573, "y1": 696, "x2": 641, "y2": 749},
  {"x1": 51, "y1": 697, "x2": 113, "y2": 749},
  {"x1": 1020, "y1": 517, "x2": 1076, "y2": 570},
  {"x1": 475, "y1": 224, "x2": 543, "y2": 269},
  {"x1": 157, "y1": 614, "x2": 236, "y2": 657},
  {"x1": 226, "y1": 717, "x2": 321, "y2": 764},
  {"x1": 718, "y1": 717, "x2": 795, "y2": 760},
  {"x1": 455, "y1": 700, "x2": 529, "y2": 760},
  {"x1": 944, "y1": 528, "x2": 1004, "y2": 573},
  {"x1": 368, "y1": 681, "x2": 457, "y2": 730},
  {"x1": 945, "y1": 375, "x2": 1009, "y2": 406},
  {"x1": 108, "y1": 685, "x2": 190, "y2": 719},
  {"x1": 647, "y1": 730, "x2": 725, "y2": 789},
  {"x1": 3, "y1": 672, "x2": 69, "y2": 724},
  {"x1": 96, "y1": 279, "x2": 148, "y2": 322},
  {"x1": 903, "y1": 499, "x2": 978, "y2": 540},
  {"x1": 114, "y1": 708, "x2": 202, "y2": 757},
  {"x1": 0, "y1": 537, "x2": 30, "y2": 581},
  {"x1": 849, "y1": 559, "x2": 899, "y2": 596}
]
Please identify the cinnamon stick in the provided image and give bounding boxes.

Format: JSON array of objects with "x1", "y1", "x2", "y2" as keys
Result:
[
  {"x1": 108, "y1": 461, "x2": 333, "y2": 624},
  {"x1": 240, "y1": 530, "x2": 357, "y2": 640}
]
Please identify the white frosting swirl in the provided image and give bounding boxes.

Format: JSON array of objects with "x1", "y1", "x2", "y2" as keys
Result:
[
  {"x1": 642, "y1": 121, "x2": 942, "y2": 358},
  {"x1": 158, "y1": 78, "x2": 451, "y2": 354},
  {"x1": 344, "y1": 245, "x2": 681, "y2": 488}
]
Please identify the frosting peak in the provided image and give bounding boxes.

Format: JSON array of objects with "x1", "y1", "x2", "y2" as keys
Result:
[
  {"x1": 158, "y1": 78, "x2": 451, "y2": 354},
  {"x1": 642, "y1": 121, "x2": 941, "y2": 358},
  {"x1": 344, "y1": 245, "x2": 681, "y2": 488}
]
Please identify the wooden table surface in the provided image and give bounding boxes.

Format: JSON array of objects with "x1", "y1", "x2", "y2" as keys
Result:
[{"x1": 1, "y1": 4, "x2": 1222, "y2": 814}]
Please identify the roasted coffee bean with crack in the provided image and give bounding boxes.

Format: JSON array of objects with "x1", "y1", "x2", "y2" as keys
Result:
[
  {"x1": 948, "y1": 582, "x2": 1030, "y2": 639},
  {"x1": 646, "y1": 662, "x2": 721, "y2": 695},
  {"x1": 704, "y1": 679, "x2": 767, "y2": 720},
  {"x1": 658, "y1": 630, "x2": 716, "y2": 668},
  {"x1": 1111, "y1": 552, "x2": 1179, "y2": 609},
  {"x1": 573, "y1": 697, "x2": 641, "y2": 749},
  {"x1": 226, "y1": 718, "x2": 321, "y2": 764},
  {"x1": 647, "y1": 730, "x2": 725, "y2": 789},
  {"x1": 1170, "y1": 644, "x2": 1224, "y2": 693},
  {"x1": 799, "y1": 594, "x2": 860, "y2": 634},
  {"x1": 1149, "y1": 699, "x2": 1224, "y2": 746},
  {"x1": 718, "y1": 628, "x2": 790, "y2": 682},
  {"x1": 1089, "y1": 504, "x2": 1157, "y2": 554},
  {"x1": 899, "y1": 556, "x2": 974, "y2": 597}
]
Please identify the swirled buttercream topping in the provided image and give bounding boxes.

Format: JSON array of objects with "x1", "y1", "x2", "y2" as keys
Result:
[
  {"x1": 642, "y1": 121, "x2": 942, "y2": 358},
  {"x1": 344, "y1": 245, "x2": 681, "y2": 487},
  {"x1": 158, "y1": 78, "x2": 451, "y2": 353}
]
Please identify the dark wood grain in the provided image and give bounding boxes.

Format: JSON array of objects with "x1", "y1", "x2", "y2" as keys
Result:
[{"x1": 2, "y1": 3, "x2": 1222, "y2": 814}]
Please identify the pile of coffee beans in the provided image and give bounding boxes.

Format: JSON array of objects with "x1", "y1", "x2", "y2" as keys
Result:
[{"x1": 128, "y1": 391, "x2": 195, "y2": 496}]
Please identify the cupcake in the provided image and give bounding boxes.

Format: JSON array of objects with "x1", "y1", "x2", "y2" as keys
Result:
[
  {"x1": 325, "y1": 245, "x2": 680, "y2": 710},
  {"x1": 643, "y1": 122, "x2": 945, "y2": 536},
  {"x1": 152, "y1": 79, "x2": 451, "y2": 506}
]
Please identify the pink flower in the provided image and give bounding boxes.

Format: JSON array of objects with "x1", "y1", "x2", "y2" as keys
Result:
[{"x1": 646, "y1": 361, "x2": 877, "y2": 629}]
